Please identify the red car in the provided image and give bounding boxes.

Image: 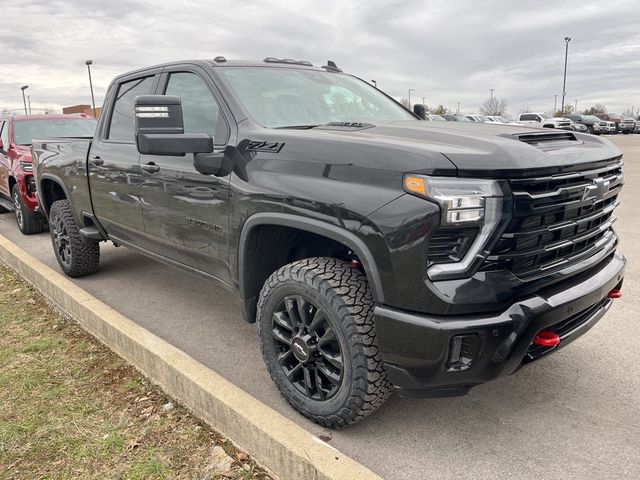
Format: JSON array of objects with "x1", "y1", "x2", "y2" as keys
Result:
[{"x1": 0, "y1": 114, "x2": 97, "y2": 234}]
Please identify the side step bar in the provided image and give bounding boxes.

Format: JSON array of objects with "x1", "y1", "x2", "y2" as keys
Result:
[{"x1": 0, "y1": 197, "x2": 15, "y2": 212}]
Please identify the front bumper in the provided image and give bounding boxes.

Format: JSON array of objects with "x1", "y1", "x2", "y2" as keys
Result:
[{"x1": 374, "y1": 250, "x2": 625, "y2": 397}]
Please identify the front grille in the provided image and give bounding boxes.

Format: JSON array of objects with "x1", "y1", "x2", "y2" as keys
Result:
[
  {"x1": 482, "y1": 159, "x2": 623, "y2": 279},
  {"x1": 524, "y1": 296, "x2": 611, "y2": 362}
]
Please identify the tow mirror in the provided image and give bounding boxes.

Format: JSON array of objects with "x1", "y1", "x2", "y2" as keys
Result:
[
  {"x1": 413, "y1": 104, "x2": 427, "y2": 119},
  {"x1": 134, "y1": 95, "x2": 213, "y2": 156}
]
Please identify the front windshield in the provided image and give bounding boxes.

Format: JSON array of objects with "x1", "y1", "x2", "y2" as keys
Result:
[
  {"x1": 540, "y1": 113, "x2": 553, "y2": 119},
  {"x1": 586, "y1": 116, "x2": 601, "y2": 122},
  {"x1": 219, "y1": 67, "x2": 415, "y2": 128},
  {"x1": 14, "y1": 118, "x2": 97, "y2": 145},
  {"x1": 429, "y1": 114, "x2": 446, "y2": 121},
  {"x1": 495, "y1": 116, "x2": 509, "y2": 123}
]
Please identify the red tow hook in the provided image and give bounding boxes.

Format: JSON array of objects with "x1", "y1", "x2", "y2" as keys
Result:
[
  {"x1": 608, "y1": 289, "x2": 622, "y2": 299},
  {"x1": 532, "y1": 330, "x2": 561, "y2": 348}
]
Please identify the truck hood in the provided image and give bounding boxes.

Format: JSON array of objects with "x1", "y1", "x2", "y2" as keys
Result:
[{"x1": 304, "y1": 120, "x2": 622, "y2": 178}]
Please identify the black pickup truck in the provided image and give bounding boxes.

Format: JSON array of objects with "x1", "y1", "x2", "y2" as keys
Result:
[{"x1": 32, "y1": 58, "x2": 625, "y2": 427}]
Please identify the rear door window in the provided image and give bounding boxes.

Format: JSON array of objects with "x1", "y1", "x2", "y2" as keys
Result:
[{"x1": 107, "y1": 76, "x2": 156, "y2": 143}]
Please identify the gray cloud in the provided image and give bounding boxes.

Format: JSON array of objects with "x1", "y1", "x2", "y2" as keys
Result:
[{"x1": 1, "y1": 0, "x2": 638, "y2": 116}]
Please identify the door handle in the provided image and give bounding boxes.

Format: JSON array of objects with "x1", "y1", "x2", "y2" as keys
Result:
[
  {"x1": 141, "y1": 162, "x2": 160, "y2": 173},
  {"x1": 90, "y1": 156, "x2": 104, "y2": 166}
]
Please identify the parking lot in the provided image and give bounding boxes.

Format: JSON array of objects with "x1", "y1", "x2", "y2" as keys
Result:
[{"x1": 1, "y1": 135, "x2": 638, "y2": 480}]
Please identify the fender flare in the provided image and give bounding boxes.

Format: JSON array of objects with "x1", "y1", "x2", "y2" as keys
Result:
[
  {"x1": 238, "y1": 212, "x2": 385, "y2": 304},
  {"x1": 37, "y1": 173, "x2": 76, "y2": 219}
]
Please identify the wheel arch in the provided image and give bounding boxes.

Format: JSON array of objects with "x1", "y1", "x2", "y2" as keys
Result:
[
  {"x1": 238, "y1": 213, "x2": 384, "y2": 323},
  {"x1": 38, "y1": 173, "x2": 73, "y2": 218}
]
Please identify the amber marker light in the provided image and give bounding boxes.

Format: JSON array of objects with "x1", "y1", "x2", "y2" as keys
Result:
[{"x1": 404, "y1": 175, "x2": 427, "y2": 196}]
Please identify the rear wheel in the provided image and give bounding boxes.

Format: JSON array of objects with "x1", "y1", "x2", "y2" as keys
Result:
[
  {"x1": 49, "y1": 199, "x2": 100, "y2": 277},
  {"x1": 257, "y1": 257, "x2": 392, "y2": 428},
  {"x1": 12, "y1": 184, "x2": 45, "y2": 235}
]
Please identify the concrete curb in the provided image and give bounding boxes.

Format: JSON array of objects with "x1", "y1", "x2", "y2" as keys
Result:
[{"x1": 0, "y1": 233, "x2": 382, "y2": 480}]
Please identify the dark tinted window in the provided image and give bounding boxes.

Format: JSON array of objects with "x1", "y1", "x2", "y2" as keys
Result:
[
  {"x1": 13, "y1": 118, "x2": 97, "y2": 145},
  {"x1": 165, "y1": 72, "x2": 223, "y2": 142},
  {"x1": 108, "y1": 76, "x2": 155, "y2": 142},
  {"x1": 519, "y1": 114, "x2": 538, "y2": 121}
]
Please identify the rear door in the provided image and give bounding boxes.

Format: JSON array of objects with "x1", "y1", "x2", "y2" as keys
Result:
[
  {"x1": 88, "y1": 72, "x2": 160, "y2": 244},
  {"x1": 139, "y1": 66, "x2": 234, "y2": 283}
]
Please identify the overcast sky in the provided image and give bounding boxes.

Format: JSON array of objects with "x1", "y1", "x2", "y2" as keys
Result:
[{"x1": 1, "y1": 0, "x2": 638, "y2": 117}]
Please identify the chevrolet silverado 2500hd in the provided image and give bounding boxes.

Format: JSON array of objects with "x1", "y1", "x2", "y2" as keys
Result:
[{"x1": 32, "y1": 58, "x2": 625, "y2": 427}]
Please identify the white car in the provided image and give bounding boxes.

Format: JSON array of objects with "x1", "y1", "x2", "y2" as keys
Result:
[
  {"x1": 604, "y1": 121, "x2": 617, "y2": 134},
  {"x1": 485, "y1": 115, "x2": 522, "y2": 126},
  {"x1": 517, "y1": 112, "x2": 572, "y2": 130}
]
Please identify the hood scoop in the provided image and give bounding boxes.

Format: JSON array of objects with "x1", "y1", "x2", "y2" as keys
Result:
[{"x1": 515, "y1": 131, "x2": 580, "y2": 149}]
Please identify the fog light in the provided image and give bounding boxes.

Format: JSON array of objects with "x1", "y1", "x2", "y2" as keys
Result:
[{"x1": 447, "y1": 334, "x2": 481, "y2": 371}]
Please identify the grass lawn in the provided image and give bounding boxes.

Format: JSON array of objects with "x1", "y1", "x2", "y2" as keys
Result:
[{"x1": 0, "y1": 265, "x2": 272, "y2": 480}]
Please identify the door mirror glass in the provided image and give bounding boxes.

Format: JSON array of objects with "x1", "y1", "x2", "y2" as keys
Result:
[{"x1": 134, "y1": 95, "x2": 213, "y2": 155}]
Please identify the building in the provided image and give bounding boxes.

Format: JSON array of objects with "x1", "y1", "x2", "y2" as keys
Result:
[{"x1": 62, "y1": 104, "x2": 102, "y2": 118}]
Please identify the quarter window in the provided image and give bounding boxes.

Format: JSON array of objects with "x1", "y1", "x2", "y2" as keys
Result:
[{"x1": 108, "y1": 76, "x2": 155, "y2": 142}]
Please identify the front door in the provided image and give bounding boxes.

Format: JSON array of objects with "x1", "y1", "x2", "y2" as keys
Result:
[
  {"x1": 139, "y1": 68, "x2": 233, "y2": 283},
  {"x1": 88, "y1": 74, "x2": 158, "y2": 244}
]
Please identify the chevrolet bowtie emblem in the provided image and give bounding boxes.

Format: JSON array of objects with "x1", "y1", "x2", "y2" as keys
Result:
[{"x1": 582, "y1": 177, "x2": 610, "y2": 202}]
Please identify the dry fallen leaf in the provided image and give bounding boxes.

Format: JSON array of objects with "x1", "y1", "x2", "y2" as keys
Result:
[
  {"x1": 236, "y1": 451, "x2": 249, "y2": 461},
  {"x1": 126, "y1": 439, "x2": 142, "y2": 451}
]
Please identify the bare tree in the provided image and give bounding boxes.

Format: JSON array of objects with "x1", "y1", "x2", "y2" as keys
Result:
[
  {"x1": 399, "y1": 97, "x2": 410, "y2": 109},
  {"x1": 555, "y1": 105, "x2": 574, "y2": 117},
  {"x1": 433, "y1": 104, "x2": 448, "y2": 115},
  {"x1": 480, "y1": 97, "x2": 508, "y2": 116},
  {"x1": 583, "y1": 104, "x2": 607, "y2": 115}
]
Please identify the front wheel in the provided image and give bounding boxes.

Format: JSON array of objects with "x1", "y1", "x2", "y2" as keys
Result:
[
  {"x1": 49, "y1": 199, "x2": 100, "y2": 277},
  {"x1": 257, "y1": 257, "x2": 392, "y2": 428}
]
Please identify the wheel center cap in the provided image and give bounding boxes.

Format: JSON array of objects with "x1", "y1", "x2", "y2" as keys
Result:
[{"x1": 292, "y1": 337, "x2": 311, "y2": 362}]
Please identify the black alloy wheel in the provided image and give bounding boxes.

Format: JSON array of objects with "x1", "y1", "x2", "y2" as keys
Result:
[
  {"x1": 257, "y1": 257, "x2": 392, "y2": 428},
  {"x1": 271, "y1": 294, "x2": 344, "y2": 400}
]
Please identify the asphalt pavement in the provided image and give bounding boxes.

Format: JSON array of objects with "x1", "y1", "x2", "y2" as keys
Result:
[{"x1": 2, "y1": 135, "x2": 639, "y2": 479}]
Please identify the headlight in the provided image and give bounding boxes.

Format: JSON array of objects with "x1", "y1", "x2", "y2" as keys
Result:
[
  {"x1": 403, "y1": 174, "x2": 510, "y2": 280},
  {"x1": 403, "y1": 175, "x2": 504, "y2": 224},
  {"x1": 20, "y1": 160, "x2": 33, "y2": 172}
]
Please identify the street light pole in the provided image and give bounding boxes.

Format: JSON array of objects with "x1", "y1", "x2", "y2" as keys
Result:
[
  {"x1": 371, "y1": 79, "x2": 377, "y2": 88},
  {"x1": 490, "y1": 88, "x2": 494, "y2": 101},
  {"x1": 85, "y1": 60, "x2": 97, "y2": 118},
  {"x1": 554, "y1": 95, "x2": 558, "y2": 114},
  {"x1": 27, "y1": 95, "x2": 31, "y2": 115},
  {"x1": 574, "y1": 99, "x2": 578, "y2": 113},
  {"x1": 408, "y1": 89, "x2": 414, "y2": 108},
  {"x1": 561, "y1": 36, "x2": 571, "y2": 116},
  {"x1": 20, "y1": 86, "x2": 29, "y2": 115},
  {"x1": 457, "y1": 102, "x2": 460, "y2": 114}
]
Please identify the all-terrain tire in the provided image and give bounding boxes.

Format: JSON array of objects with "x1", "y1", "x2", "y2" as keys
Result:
[
  {"x1": 49, "y1": 199, "x2": 100, "y2": 277},
  {"x1": 12, "y1": 184, "x2": 45, "y2": 235},
  {"x1": 257, "y1": 257, "x2": 392, "y2": 428}
]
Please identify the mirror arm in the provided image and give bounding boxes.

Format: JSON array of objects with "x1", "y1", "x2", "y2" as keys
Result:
[{"x1": 193, "y1": 150, "x2": 229, "y2": 176}]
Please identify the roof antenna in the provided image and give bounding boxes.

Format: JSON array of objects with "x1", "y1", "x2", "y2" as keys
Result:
[{"x1": 322, "y1": 60, "x2": 343, "y2": 73}]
